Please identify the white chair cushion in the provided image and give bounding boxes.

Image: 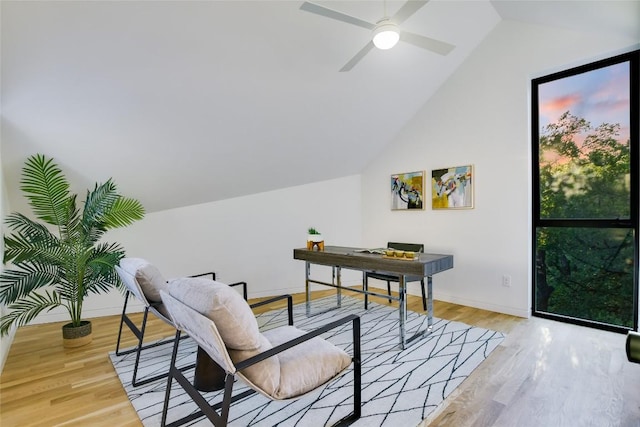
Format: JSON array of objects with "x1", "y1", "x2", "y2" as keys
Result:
[
  {"x1": 119, "y1": 258, "x2": 168, "y2": 303},
  {"x1": 231, "y1": 326, "x2": 351, "y2": 400},
  {"x1": 228, "y1": 334, "x2": 280, "y2": 395},
  {"x1": 168, "y1": 277, "x2": 261, "y2": 350}
]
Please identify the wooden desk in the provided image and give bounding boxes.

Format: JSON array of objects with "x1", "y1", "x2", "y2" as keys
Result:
[{"x1": 293, "y1": 246, "x2": 453, "y2": 349}]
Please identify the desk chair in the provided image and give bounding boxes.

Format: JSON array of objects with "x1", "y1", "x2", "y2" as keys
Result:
[
  {"x1": 115, "y1": 258, "x2": 247, "y2": 387},
  {"x1": 364, "y1": 242, "x2": 428, "y2": 311},
  {"x1": 160, "y1": 278, "x2": 361, "y2": 427}
]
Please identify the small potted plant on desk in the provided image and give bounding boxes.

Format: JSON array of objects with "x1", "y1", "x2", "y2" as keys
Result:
[{"x1": 307, "y1": 227, "x2": 324, "y2": 251}]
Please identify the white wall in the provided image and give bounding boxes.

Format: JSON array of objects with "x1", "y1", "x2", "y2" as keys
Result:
[
  {"x1": 3, "y1": 19, "x2": 637, "y2": 339},
  {"x1": 0, "y1": 11, "x2": 15, "y2": 367},
  {"x1": 30, "y1": 175, "x2": 363, "y2": 323},
  {"x1": 0, "y1": 130, "x2": 13, "y2": 373},
  {"x1": 361, "y1": 20, "x2": 637, "y2": 317}
]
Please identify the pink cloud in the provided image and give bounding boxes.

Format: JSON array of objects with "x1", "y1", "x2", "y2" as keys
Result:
[
  {"x1": 540, "y1": 93, "x2": 581, "y2": 122},
  {"x1": 540, "y1": 93, "x2": 580, "y2": 113}
]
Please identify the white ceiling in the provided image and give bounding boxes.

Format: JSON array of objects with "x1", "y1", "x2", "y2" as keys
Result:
[{"x1": 2, "y1": 1, "x2": 638, "y2": 213}]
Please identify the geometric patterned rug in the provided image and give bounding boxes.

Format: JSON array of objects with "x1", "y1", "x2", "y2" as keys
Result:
[{"x1": 109, "y1": 295, "x2": 504, "y2": 426}]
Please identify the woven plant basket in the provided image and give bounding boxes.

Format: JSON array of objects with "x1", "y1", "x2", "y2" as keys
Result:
[{"x1": 62, "y1": 320, "x2": 92, "y2": 348}]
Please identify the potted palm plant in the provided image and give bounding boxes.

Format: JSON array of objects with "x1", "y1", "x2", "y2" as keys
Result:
[{"x1": 0, "y1": 154, "x2": 145, "y2": 347}]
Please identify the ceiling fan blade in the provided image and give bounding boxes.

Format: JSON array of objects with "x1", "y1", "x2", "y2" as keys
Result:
[
  {"x1": 339, "y1": 41, "x2": 375, "y2": 72},
  {"x1": 300, "y1": 2, "x2": 375, "y2": 30},
  {"x1": 391, "y1": 0, "x2": 429, "y2": 25},
  {"x1": 400, "y1": 31, "x2": 455, "y2": 55}
]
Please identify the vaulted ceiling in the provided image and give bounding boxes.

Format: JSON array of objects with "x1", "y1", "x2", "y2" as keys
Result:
[{"x1": 2, "y1": 1, "x2": 638, "y2": 213}]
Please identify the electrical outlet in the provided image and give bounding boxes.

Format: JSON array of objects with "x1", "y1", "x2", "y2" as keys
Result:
[{"x1": 502, "y1": 275, "x2": 512, "y2": 287}]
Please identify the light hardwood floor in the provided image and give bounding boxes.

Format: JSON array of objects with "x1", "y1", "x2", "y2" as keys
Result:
[{"x1": 1, "y1": 290, "x2": 638, "y2": 427}]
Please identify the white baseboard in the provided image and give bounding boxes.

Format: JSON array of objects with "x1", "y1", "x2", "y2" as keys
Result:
[
  {"x1": 28, "y1": 302, "x2": 145, "y2": 325},
  {"x1": 364, "y1": 282, "x2": 530, "y2": 319},
  {"x1": 21, "y1": 281, "x2": 529, "y2": 325},
  {"x1": 435, "y1": 292, "x2": 530, "y2": 318}
]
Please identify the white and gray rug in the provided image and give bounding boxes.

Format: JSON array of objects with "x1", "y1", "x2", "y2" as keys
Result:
[{"x1": 110, "y1": 296, "x2": 504, "y2": 426}]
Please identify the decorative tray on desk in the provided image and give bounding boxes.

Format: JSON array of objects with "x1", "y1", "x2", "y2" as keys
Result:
[{"x1": 382, "y1": 255, "x2": 419, "y2": 261}]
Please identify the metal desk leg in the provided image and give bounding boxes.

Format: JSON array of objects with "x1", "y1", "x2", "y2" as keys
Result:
[
  {"x1": 305, "y1": 261, "x2": 311, "y2": 317},
  {"x1": 427, "y1": 275, "x2": 433, "y2": 330},
  {"x1": 401, "y1": 275, "x2": 434, "y2": 349},
  {"x1": 336, "y1": 266, "x2": 342, "y2": 308},
  {"x1": 362, "y1": 271, "x2": 368, "y2": 310},
  {"x1": 399, "y1": 275, "x2": 407, "y2": 349}
]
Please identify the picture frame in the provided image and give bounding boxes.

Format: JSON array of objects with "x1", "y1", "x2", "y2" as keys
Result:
[
  {"x1": 390, "y1": 171, "x2": 425, "y2": 210},
  {"x1": 431, "y1": 165, "x2": 474, "y2": 209}
]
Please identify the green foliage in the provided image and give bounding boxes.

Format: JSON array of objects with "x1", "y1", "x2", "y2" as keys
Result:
[
  {"x1": 0, "y1": 154, "x2": 145, "y2": 335},
  {"x1": 536, "y1": 111, "x2": 634, "y2": 328},
  {"x1": 539, "y1": 111, "x2": 630, "y2": 219},
  {"x1": 536, "y1": 227, "x2": 634, "y2": 327},
  {"x1": 308, "y1": 227, "x2": 321, "y2": 235}
]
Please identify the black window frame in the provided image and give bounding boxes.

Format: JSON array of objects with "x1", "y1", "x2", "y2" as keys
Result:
[{"x1": 531, "y1": 49, "x2": 640, "y2": 333}]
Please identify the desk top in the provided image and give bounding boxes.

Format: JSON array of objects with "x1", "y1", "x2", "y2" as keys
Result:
[{"x1": 293, "y1": 246, "x2": 453, "y2": 277}]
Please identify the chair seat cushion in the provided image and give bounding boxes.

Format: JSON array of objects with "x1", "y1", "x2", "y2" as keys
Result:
[
  {"x1": 230, "y1": 326, "x2": 351, "y2": 400},
  {"x1": 228, "y1": 334, "x2": 280, "y2": 395},
  {"x1": 168, "y1": 277, "x2": 261, "y2": 350},
  {"x1": 119, "y1": 258, "x2": 169, "y2": 302}
]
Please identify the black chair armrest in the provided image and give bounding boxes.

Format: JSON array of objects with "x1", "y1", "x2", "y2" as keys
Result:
[
  {"x1": 227, "y1": 281, "x2": 248, "y2": 300},
  {"x1": 190, "y1": 272, "x2": 216, "y2": 280},
  {"x1": 187, "y1": 274, "x2": 248, "y2": 301},
  {"x1": 235, "y1": 314, "x2": 360, "y2": 370},
  {"x1": 250, "y1": 294, "x2": 293, "y2": 325}
]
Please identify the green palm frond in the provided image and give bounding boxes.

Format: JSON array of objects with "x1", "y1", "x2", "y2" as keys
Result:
[
  {"x1": 4, "y1": 212, "x2": 54, "y2": 239},
  {"x1": 3, "y1": 213, "x2": 61, "y2": 264},
  {"x1": 84, "y1": 242, "x2": 125, "y2": 295},
  {"x1": 3, "y1": 233, "x2": 65, "y2": 266},
  {"x1": 82, "y1": 181, "x2": 119, "y2": 245},
  {"x1": 0, "y1": 291, "x2": 61, "y2": 335},
  {"x1": 87, "y1": 242, "x2": 124, "y2": 273},
  {"x1": 0, "y1": 263, "x2": 60, "y2": 304},
  {"x1": 83, "y1": 180, "x2": 119, "y2": 225},
  {"x1": 103, "y1": 197, "x2": 145, "y2": 229},
  {"x1": 20, "y1": 154, "x2": 72, "y2": 226},
  {"x1": 85, "y1": 269, "x2": 122, "y2": 296},
  {"x1": 59, "y1": 193, "x2": 82, "y2": 244}
]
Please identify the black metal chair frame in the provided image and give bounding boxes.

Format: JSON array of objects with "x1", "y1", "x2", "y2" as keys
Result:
[
  {"x1": 115, "y1": 270, "x2": 248, "y2": 387},
  {"x1": 160, "y1": 294, "x2": 361, "y2": 427},
  {"x1": 627, "y1": 331, "x2": 640, "y2": 364},
  {"x1": 364, "y1": 242, "x2": 427, "y2": 311}
]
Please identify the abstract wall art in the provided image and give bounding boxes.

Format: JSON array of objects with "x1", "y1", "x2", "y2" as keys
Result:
[
  {"x1": 391, "y1": 171, "x2": 424, "y2": 210},
  {"x1": 431, "y1": 165, "x2": 474, "y2": 209}
]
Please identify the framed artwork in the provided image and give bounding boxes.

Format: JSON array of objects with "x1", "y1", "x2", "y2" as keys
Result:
[
  {"x1": 391, "y1": 171, "x2": 424, "y2": 210},
  {"x1": 431, "y1": 165, "x2": 474, "y2": 209}
]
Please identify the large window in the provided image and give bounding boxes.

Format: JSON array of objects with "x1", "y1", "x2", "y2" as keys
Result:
[{"x1": 532, "y1": 50, "x2": 639, "y2": 332}]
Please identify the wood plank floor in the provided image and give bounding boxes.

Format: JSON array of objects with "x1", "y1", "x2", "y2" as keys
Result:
[{"x1": 1, "y1": 290, "x2": 638, "y2": 427}]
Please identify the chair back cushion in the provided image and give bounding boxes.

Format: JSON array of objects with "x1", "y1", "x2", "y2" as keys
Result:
[
  {"x1": 387, "y1": 242, "x2": 424, "y2": 253},
  {"x1": 118, "y1": 258, "x2": 168, "y2": 303},
  {"x1": 168, "y1": 277, "x2": 261, "y2": 350},
  {"x1": 161, "y1": 291, "x2": 236, "y2": 374}
]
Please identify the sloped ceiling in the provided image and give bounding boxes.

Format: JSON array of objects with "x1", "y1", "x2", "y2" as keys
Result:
[{"x1": 1, "y1": 1, "x2": 638, "y2": 213}]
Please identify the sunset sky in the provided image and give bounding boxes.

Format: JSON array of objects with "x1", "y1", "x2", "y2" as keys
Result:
[{"x1": 538, "y1": 60, "x2": 631, "y2": 143}]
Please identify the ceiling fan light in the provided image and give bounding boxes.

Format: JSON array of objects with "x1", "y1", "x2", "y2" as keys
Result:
[{"x1": 372, "y1": 21, "x2": 400, "y2": 50}]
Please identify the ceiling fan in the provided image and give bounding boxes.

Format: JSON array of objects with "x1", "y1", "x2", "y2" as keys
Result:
[{"x1": 300, "y1": 0, "x2": 455, "y2": 72}]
